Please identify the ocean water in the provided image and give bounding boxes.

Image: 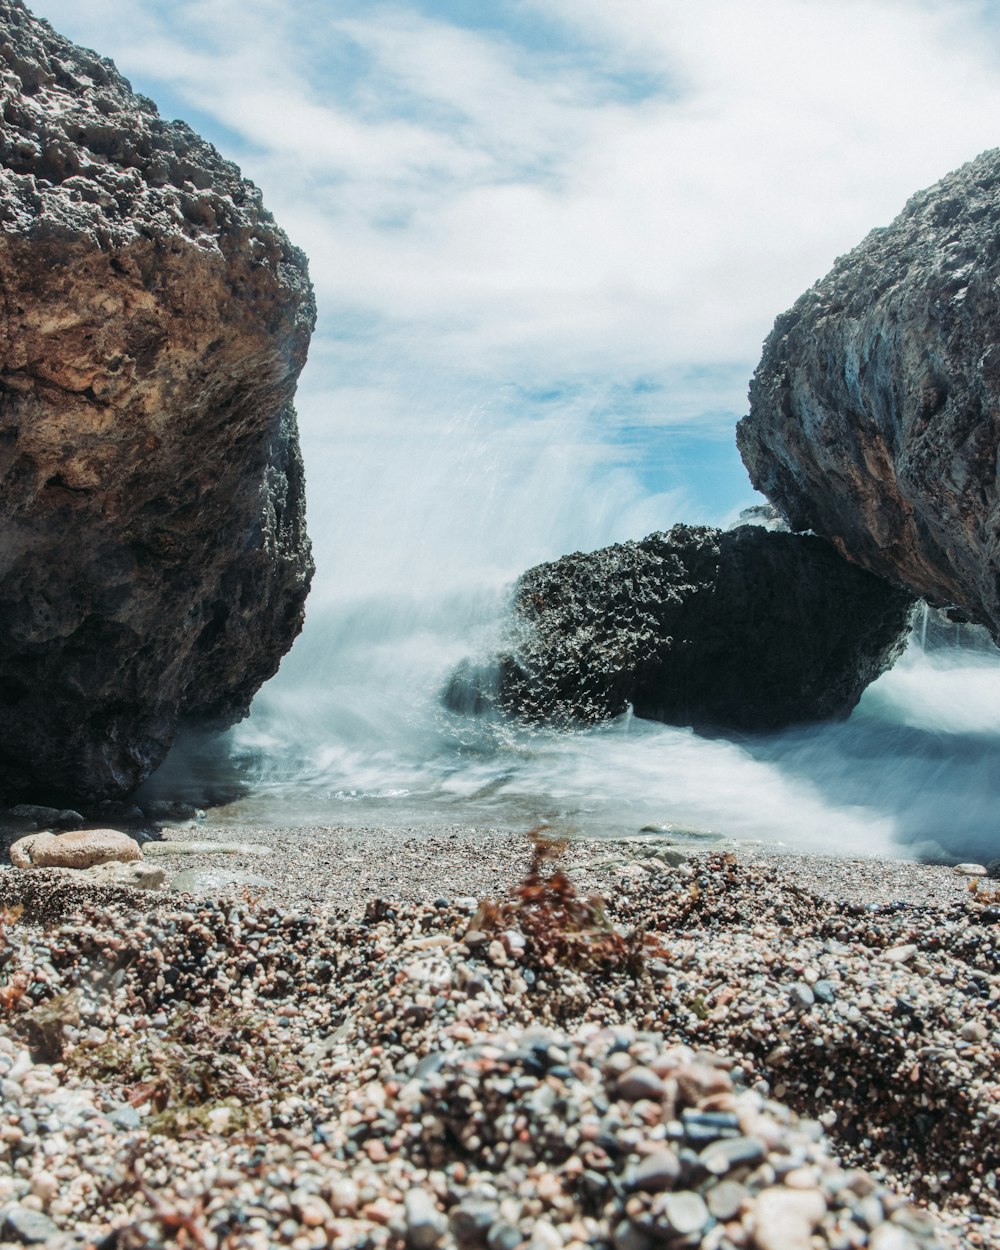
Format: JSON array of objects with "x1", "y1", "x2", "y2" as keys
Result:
[
  {"x1": 143, "y1": 595, "x2": 1000, "y2": 866},
  {"x1": 140, "y1": 378, "x2": 1000, "y2": 866}
]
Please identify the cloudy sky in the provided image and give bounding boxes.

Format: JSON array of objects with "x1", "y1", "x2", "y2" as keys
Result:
[{"x1": 28, "y1": 0, "x2": 1000, "y2": 597}]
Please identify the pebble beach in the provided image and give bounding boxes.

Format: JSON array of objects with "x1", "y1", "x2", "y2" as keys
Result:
[{"x1": 0, "y1": 824, "x2": 997, "y2": 1250}]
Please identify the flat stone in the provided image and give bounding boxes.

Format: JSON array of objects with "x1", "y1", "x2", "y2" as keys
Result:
[
  {"x1": 9, "y1": 828, "x2": 141, "y2": 869},
  {"x1": 646, "y1": 849, "x2": 689, "y2": 867},
  {"x1": 751, "y1": 1186, "x2": 826, "y2": 1250},
  {"x1": 7, "y1": 804, "x2": 84, "y2": 830},
  {"x1": 3, "y1": 1206, "x2": 60, "y2": 1245},
  {"x1": 881, "y1": 944, "x2": 918, "y2": 964},
  {"x1": 76, "y1": 861, "x2": 166, "y2": 889},
  {"x1": 143, "y1": 840, "x2": 272, "y2": 857},
  {"x1": 639, "y1": 823, "x2": 718, "y2": 839},
  {"x1": 869, "y1": 1227, "x2": 920, "y2": 1250},
  {"x1": 168, "y1": 868, "x2": 275, "y2": 894}
]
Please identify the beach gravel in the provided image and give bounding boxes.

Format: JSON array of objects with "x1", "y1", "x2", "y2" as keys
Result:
[{"x1": 0, "y1": 826, "x2": 997, "y2": 1249}]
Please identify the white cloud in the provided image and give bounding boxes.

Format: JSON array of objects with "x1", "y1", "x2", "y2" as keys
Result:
[{"x1": 24, "y1": 0, "x2": 1000, "y2": 577}]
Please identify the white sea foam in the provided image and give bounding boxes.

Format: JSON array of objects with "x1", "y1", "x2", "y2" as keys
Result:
[{"x1": 143, "y1": 388, "x2": 1000, "y2": 864}]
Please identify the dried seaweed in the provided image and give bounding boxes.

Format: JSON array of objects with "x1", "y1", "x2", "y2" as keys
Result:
[{"x1": 471, "y1": 825, "x2": 664, "y2": 976}]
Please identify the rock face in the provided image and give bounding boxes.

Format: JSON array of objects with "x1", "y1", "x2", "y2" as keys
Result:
[
  {"x1": 445, "y1": 525, "x2": 913, "y2": 732},
  {"x1": 737, "y1": 149, "x2": 1000, "y2": 642},
  {"x1": 0, "y1": 1, "x2": 315, "y2": 801}
]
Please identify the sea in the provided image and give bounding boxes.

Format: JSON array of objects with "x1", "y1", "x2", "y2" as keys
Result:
[{"x1": 139, "y1": 390, "x2": 1000, "y2": 868}]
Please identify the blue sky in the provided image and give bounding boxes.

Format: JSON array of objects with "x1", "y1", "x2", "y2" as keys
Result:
[{"x1": 26, "y1": 0, "x2": 1000, "y2": 597}]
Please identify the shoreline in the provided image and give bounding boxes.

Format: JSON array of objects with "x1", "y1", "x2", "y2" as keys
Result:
[
  {"x1": 0, "y1": 825, "x2": 997, "y2": 1249},
  {"x1": 2, "y1": 822, "x2": 987, "y2": 919}
]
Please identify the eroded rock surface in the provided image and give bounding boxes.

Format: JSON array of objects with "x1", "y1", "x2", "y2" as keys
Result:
[
  {"x1": 0, "y1": 1, "x2": 314, "y2": 801},
  {"x1": 737, "y1": 148, "x2": 1000, "y2": 641},
  {"x1": 9, "y1": 827, "x2": 141, "y2": 869},
  {"x1": 445, "y1": 525, "x2": 913, "y2": 732}
]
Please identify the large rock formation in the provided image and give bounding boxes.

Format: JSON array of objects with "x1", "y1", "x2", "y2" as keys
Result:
[
  {"x1": 0, "y1": 1, "x2": 314, "y2": 802},
  {"x1": 737, "y1": 149, "x2": 1000, "y2": 642},
  {"x1": 445, "y1": 525, "x2": 913, "y2": 732}
]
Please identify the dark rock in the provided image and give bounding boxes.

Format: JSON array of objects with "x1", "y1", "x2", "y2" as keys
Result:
[
  {"x1": 626, "y1": 1148, "x2": 682, "y2": 1193},
  {"x1": 449, "y1": 1200, "x2": 498, "y2": 1249},
  {"x1": 6, "y1": 803, "x2": 84, "y2": 829},
  {"x1": 681, "y1": 1109, "x2": 742, "y2": 1145},
  {"x1": 445, "y1": 525, "x2": 912, "y2": 732},
  {"x1": 737, "y1": 149, "x2": 1000, "y2": 642},
  {"x1": 699, "y1": 1135, "x2": 767, "y2": 1175},
  {"x1": 87, "y1": 801, "x2": 145, "y2": 824},
  {"x1": 141, "y1": 799, "x2": 202, "y2": 822},
  {"x1": 0, "y1": 0, "x2": 314, "y2": 804}
]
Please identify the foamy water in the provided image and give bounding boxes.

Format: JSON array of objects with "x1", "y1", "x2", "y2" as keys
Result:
[
  {"x1": 141, "y1": 385, "x2": 1000, "y2": 865},
  {"x1": 142, "y1": 596, "x2": 1000, "y2": 865}
]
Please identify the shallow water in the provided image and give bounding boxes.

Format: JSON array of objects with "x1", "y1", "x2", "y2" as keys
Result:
[
  {"x1": 142, "y1": 598, "x2": 1000, "y2": 865},
  {"x1": 138, "y1": 384, "x2": 1000, "y2": 865}
]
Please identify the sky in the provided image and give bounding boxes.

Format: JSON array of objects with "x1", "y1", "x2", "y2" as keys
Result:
[{"x1": 26, "y1": 0, "x2": 1000, "y2": 598}]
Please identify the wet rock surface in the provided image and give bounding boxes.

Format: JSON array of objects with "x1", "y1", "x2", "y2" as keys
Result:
[
  {"x1": 0, "y1": 843, "x2": 996, "y2": 1249},
  {"x1": 0, "y1": 0, "x2": 315, "y2": 803},
  {"x1": 446, "y1": 525, "x2": 913, "y2": 731},
  {"x1": 737, "y1": 148, "x2": 1000, "y2": 641}
]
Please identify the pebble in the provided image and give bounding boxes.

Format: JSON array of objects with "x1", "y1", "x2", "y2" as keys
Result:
[
  {"x1": 659, "y1": 1192, "x2": 708, "y2": 1236},
  {"x1": 870, "y1": 1227, "x2": 921, "y2": 1250},
  {"x1": 627, "y1": 1148, "x2": 681, "y2": 1192},
  {"x1": 752, "y1": 1186, "x2": 827, "y2": 1250},
  {"x1": 882, "y1": 943, "x2": 918, "y2": 963},
  {"x1": 3, "y1": 1206, "x2": 60, "y2": 1245},
  {"x1": 616, "y1": 1066, "x2": 665, "y2": 1102},
  {"x1": 953, "y1": 863, "x2": 987, "y2": 876},
  {"x1": 405, "y1": 1187, "x2": 448, "y2": 1248},
  {"x1": 706, "y1": 1179, "x2": 749, "y2": 1221},
  {"x1": 0, "y1": 846, "x2": 992, "y2": 1250}
]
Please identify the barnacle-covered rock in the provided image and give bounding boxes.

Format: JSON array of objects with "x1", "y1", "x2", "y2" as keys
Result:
[{"x1": 446, "y1": 525, "x2": 912, "y2": 731}]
